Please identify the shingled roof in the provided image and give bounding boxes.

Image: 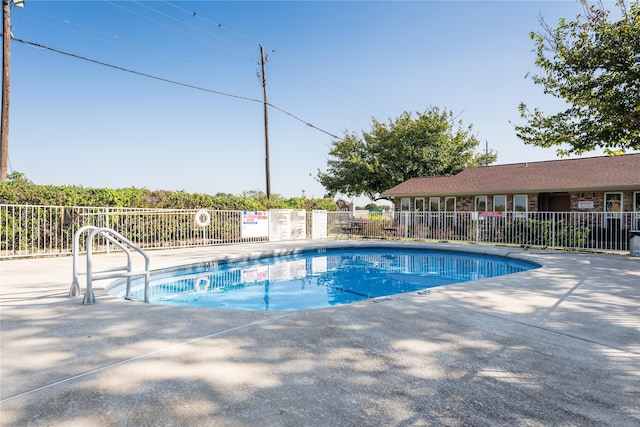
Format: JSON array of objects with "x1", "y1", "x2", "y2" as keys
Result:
[{"x1": 381, "y1": 153, "x2": 640, "y2": 197}]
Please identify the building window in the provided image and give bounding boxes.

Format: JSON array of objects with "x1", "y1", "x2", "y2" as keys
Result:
[
  {"x1": 605, "y1": 193, "x2": 623, "y2": 229},
  {"x1": 604, "y1": 193, "x2": 622, "y2": 228},
  {"x1": 475, "y1": 196, "x2": 487, "y2": 212},
  {"x1": 429, "y1": 197, "x2": 440, "y2": 212},
  {"x1": 400, "y1": 198, "x2": 411, "y2": 227},
  {"x1": 444, "y1": 197, "x2": 456, "y2": 226},
  {"x1": 493, "y1": 195, "x2": 506, "y2": 212},
  {"x1": 605, "y1": 193, "x2": 623, "y2": 216},
  {"x1": 514, "y1": 195, "x2": 528, "y2": 216},
  {"x1": 429, "y1": 197, "x2": 440, "y2": 227},
  {"x1": 445, "y1": 197, "x2": 455, "y2": 213},
  {"x1": 415, "y1": 198, "x2": 425, "y2": 225}
]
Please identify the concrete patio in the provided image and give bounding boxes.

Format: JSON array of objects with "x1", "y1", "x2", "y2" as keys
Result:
[{"x1": 1, "y1": 240, "x2": 639, "y2": 426}]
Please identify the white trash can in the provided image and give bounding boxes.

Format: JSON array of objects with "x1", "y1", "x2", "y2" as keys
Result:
[{"x1": 630, "y1": 231, "x2": 640, "y2": 257}]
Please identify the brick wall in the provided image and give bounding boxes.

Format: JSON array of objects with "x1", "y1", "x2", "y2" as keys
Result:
[{"x1": 392, "y1": 191, "x2": 639, "y2": 213}]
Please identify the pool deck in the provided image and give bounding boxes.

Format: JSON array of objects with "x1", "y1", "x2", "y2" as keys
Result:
[{"x1": 1, "y1": 240, "x2": 639, "y2": 426}]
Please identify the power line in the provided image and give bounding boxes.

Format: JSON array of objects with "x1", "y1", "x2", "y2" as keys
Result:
[
  {"x1": 109, "y1": 1, "x2": 387, "y2": 127},
  {"x1": 15, "y1": 2, "x2": 356, "y2": 139},
  {"x1": 16, "y1": 7, "x2": 256, "y2": 85},
  {"x1": 9, "y1": 35, "x2": 341, "y2": 139},
  {"x1": 160, "y1": 0, "x2": 260, "y2": 52},
  {"x1": 268, "y1": 104, "x2": 339, "y2": 139},
  {"x1": 103, "y1": 0, "x2": 254, "y2": 60},
  {"x1": 16, "y1": 1, "x2": 398, "y2": 140},
  {"x1": 13, "y1": 36, "x2": 260, "y2": 102}
]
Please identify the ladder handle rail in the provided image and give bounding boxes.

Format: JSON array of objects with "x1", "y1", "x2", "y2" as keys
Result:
[
  {"x1": 99, "y1": 229, "x2": 151, "y2": 301},
  {"x1": 70, "y1": 225, "x2": 99, "y2": 297},
  {"x1": 92, "y1": 270, "x2": 148, "y2": 280},
  {"x1": 77, "y1": 265, "x2": 134, "y2": 276},
  {"x1": 85, "y1": 228, "x2": 134, "y2": 304},
  {"x1": 87, "y1": 227, "x2": 151, "y2": 304},
  {"x1": 72, "y1": 227, "x2": 150, "y2": 305}
]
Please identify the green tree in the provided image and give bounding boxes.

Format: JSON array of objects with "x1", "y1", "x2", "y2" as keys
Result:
[
  {"x1": 515, "y1": 0, "x2": 640, "y2": 156},
  {"x1": 317, "y1": 107, "x2": 497, "y2": 200}
]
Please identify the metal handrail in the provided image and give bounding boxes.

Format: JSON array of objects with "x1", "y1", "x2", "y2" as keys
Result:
[
  {"x1": 69, "y1": 225, "x2": 98, "y2": 297},
  {"x1": 69, "y1": 226, "x2": 150, "y2": 304}
]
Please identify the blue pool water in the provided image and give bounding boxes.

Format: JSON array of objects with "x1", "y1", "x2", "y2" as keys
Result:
[{"x1": 109, "y1": 248, "x2": 538, "y2": 311}]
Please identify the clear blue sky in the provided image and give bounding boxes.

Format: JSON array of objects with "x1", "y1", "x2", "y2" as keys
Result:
[{"x1": 5, "y1": 0, "x2": 622, "y2": 203}]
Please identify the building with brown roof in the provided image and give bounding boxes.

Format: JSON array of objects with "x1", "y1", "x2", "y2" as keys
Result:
[{"x1": 381, "y1": 153, "x2": 640, "y2": 218}]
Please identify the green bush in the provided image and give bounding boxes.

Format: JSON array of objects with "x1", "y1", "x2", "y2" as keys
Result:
[
  {"x1": 508, "y1": 218, "x2": 590, "y2": 248},
  {"x1": 0, "y1": 173, "x2": 338, "y2": 212}
]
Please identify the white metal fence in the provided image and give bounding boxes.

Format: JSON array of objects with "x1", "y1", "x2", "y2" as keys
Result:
[
  {"x1": 327, "y1": 210, "x2": 639, "y2": 252},
  {"x1": 0, "y1": 205, "x2": 267, "y2": 258},
  {"x1": 1, "y1": 204, "x2": 638, "y2": 258}
]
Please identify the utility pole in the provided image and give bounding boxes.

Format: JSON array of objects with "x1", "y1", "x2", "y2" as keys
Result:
[
  {"x1": 260, "y1": 44, "x2": 271, "y2": 199},
  {"x1": 0, "y1": 0, "x2": 21, "y2": 182},
  {"x1": 1, "y1": 0, "x2": 11, "y2": 182}
]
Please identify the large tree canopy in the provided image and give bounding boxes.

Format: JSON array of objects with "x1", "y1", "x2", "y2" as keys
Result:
[
  {"x1": 317, "y1": 108, "x2": 497, "y2": 201},
  {"x1": 515, "y1": 0, "x2": 640, "y2": 156}
]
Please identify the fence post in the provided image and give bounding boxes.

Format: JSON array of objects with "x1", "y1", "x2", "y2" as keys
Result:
[
  {"x1": 552, "y1": 212, "x2": 556, "y2": 251},
  {"x1": 105, "y1": 207, "x2": 111, "y2": 254},
  {"x1": 403, "y1": 212, "x2": 409, "y2": 238}
]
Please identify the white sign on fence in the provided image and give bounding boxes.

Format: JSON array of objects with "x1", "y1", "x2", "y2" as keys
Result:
[
  {"x1": 268, "y1": 209, "x2": 306, "y2": 241},
  {"x1": 311, "y1": 210, "x2": 328, "y2": 239},
  {"x1": 241, "y1": 211, "x2": 269, "y2": 238}
]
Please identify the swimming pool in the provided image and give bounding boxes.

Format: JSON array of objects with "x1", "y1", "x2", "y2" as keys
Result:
[{"x1": 107, "y1": 248, "x2": 538, "y2": 311}]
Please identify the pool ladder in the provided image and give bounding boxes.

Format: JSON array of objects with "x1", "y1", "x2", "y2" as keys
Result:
[{"x1": 69, "y1": 226, "x2": 150, "y2": 304}]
